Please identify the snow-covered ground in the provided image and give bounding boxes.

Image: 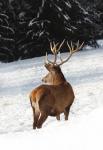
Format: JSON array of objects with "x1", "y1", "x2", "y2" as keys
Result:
[{"x1": 0, "y1": 40, "x2": 103, "y2": 150}]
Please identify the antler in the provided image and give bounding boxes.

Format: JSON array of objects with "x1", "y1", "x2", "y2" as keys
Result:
[
  {"x1": 45, "y1": 40, "x2": 65, "y2": 65},
  {"x1": 58, "y1": 40, "x2": 84, "y2": 66}
]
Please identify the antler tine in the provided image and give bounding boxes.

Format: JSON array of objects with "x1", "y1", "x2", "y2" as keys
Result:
[
  {"x1": 45, "y1": 41, "x2": 59, "y2": 65},
  {"x1": 59, "y1": 41, "x2": 73, "y2": 64},
  {"x1": 52, "y1": 41, "x2": 59, "y2": 64},
  {"x1": 51, "y1": 39, "x2": 65, "y2": 54},
  {"x1": 58, "y1": 51, "x2": 63, "y2": 62},
  {"x1": 53, "y1": 41, "x2": 58, "y2": 53},
  {"x1": 67, "y1": 41, "x2": 74, "y2": 55},
  {"x1": 45, "y1": 40, "x2": 66, "y2": 65},
  {"x1": 53, "y1": 40, "x2": 65, "y2": 64},
  {"x1": 73, "y1": 40, "x2": 80, "y2": 52},
  {"x1": 44, "y1": 52, "x2": 48, "y2": 64},
  {"x1": 51, "y1": 41, "x2": 59, "y2": 54},
  {"x1": 67, "y1": 41, "x2": 72, "y2": 52},
  {"x1": 50, "y1": 40, "x2": 65, "y2": 64},
  {"x1": 45, "y1": 52, "x2": 48, "y2": 63},
  {"x1": 58, "y1": 41, "x2": 84, "y2": 66},
  {"x1": 76, "y1": 40, "x2": 79, "y2": 48},
  {"x1": 71, "y1": 41, "x2": 74, "y2": 51},
  {"x1": 73, "y1": 40, "x2": 84, "y2": 53},
  {"x1": 77, "y1": 41, "x2": 84, "y2": 50},
  {"x1": 57, "y1": 39, "x2": 65, "y2": 52},
  {"x1": 50, "y1": 42, "x2": 53, "y2": 52},
  {"x1": 45, "y1": 52, "x2": 53, "y2": 64}
]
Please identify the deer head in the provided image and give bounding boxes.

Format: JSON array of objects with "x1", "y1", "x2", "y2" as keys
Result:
[{"x1": 42, "y1": 40, "x2": 84, "y2": 85}]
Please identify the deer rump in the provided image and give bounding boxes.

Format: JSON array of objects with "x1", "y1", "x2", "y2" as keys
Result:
[{"x1": 30, "y1": 82, "x2": 74, "y2": 118}]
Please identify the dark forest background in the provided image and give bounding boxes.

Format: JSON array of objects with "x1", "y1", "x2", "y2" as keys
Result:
[{"x1": 0, "y1": 0, "x2": 103, "y2": 62}]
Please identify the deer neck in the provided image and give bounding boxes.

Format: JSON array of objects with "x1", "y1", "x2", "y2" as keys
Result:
[{"x1": 51, "y1": 71, "x2": 66, "y2": 85}]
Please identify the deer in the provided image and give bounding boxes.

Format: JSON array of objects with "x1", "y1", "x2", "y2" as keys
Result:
[{"x1": 29, "y1": 40, "x2": 84, "y2": 129}]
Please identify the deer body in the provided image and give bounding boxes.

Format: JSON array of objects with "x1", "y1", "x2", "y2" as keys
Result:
[
  {"x1": 29, "y1": 40, "x2": 83, "y2": 129},
  {"x1": 30, "y1": 82, "x2": 74, "y2": 115},
  {"x1": 30, "y1": 65, "x2": 74, "y2": 129}
]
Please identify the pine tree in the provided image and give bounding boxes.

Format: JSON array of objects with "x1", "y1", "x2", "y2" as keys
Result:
[
  {"x1": 0, "y1": 0, "x2": 15, "y2": 62},
  {"x1": 0, "y1": 0, "x2": 98, "y2": 62},
  {"x1": 94, "y1": 0, "x2": 103, "y2": 38},
  {"x1": 78, "y1": 0, "x2": 103, "y2": 39},
  {"x1": 27, "y1": 0, "x2": 96, "y2": 58},
  {"x1": 10, "y1": 0, "x2": 31, "y2": 59}
]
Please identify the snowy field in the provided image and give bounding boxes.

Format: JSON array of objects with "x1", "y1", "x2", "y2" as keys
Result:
[{"x1": 0, "y1": 40, "x2": 103, "y2": 150}]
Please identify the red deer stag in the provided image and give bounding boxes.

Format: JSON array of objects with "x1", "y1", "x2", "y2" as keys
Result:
[{"x1": 30, "y1": 41, "x2": 84, "y2": 129}]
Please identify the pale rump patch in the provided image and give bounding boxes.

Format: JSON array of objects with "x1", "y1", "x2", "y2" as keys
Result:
[{"x1": 32, "y1": 101, "x2": 41, "y2": 119}]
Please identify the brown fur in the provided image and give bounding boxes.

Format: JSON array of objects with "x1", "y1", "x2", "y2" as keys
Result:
[{"x1": 30, "y1": 64, "x2": 75, "y2": 129}]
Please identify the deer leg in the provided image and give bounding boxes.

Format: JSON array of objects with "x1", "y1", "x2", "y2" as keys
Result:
[
  {"x1": 51, "y1": 108, "x2": 60, "y2": 120},
  {"x1": 32, "y1": 107, "x2": 36, "y2": 129},
  {"x1": 37, "y1": 111, "x2": 48, "y2": 129},
  {"x1": 64, "y1": 105, "x2": 71, "y2": 120},
  {"x1": 32, "y1": 107, "x2": 40, "y2": 129},
  {"x1": 56, "y1": 115, "x2": 60, "y2": 121}
]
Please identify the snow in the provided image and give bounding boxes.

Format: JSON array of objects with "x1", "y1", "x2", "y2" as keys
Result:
[
  {"x1": 0, "y1": 41, "x2": 103, "y2": 149},
  {"x1": 0, "y1": 107, "x2": 103, "y2": 150}
]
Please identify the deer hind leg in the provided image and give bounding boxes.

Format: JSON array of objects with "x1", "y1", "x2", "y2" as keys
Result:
[
  {"x1": 36, "y1": 111, "x2": 48, "y2": 129},
  {"x1": 32, "y1": 107, "x2": 40, "y2": 129},
  {"x1": 56, "y1": 115, "x2": 60, "y2": 121},
  {"x1": 64, "y1": 105, "x2": 71, "y2": 121}
]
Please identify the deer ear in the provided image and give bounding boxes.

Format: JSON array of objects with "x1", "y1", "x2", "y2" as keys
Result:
[
  {"x1": 44, "y1": 63, "x2": 51, "y2": 71},
  {"x1": 45, "y1": 65, "x2": 49, "y2": 71},
  {"x1": 44, "y1": 63, "x2": 47, "y2": 69}
]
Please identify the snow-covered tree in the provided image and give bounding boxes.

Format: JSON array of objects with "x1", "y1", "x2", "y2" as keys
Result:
[
  {"x1": 0, "y1": 0, "x2": 15, "y2": 62},
  {"x1": 27, "y1": 0, "x2": 96, "y2": 57},
  {"x1": 0, "y1": 0, "x2": 99, "y2": 62},
  {"x1": 78, "y1": 0, "x2": 103, "y2": 39}
]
